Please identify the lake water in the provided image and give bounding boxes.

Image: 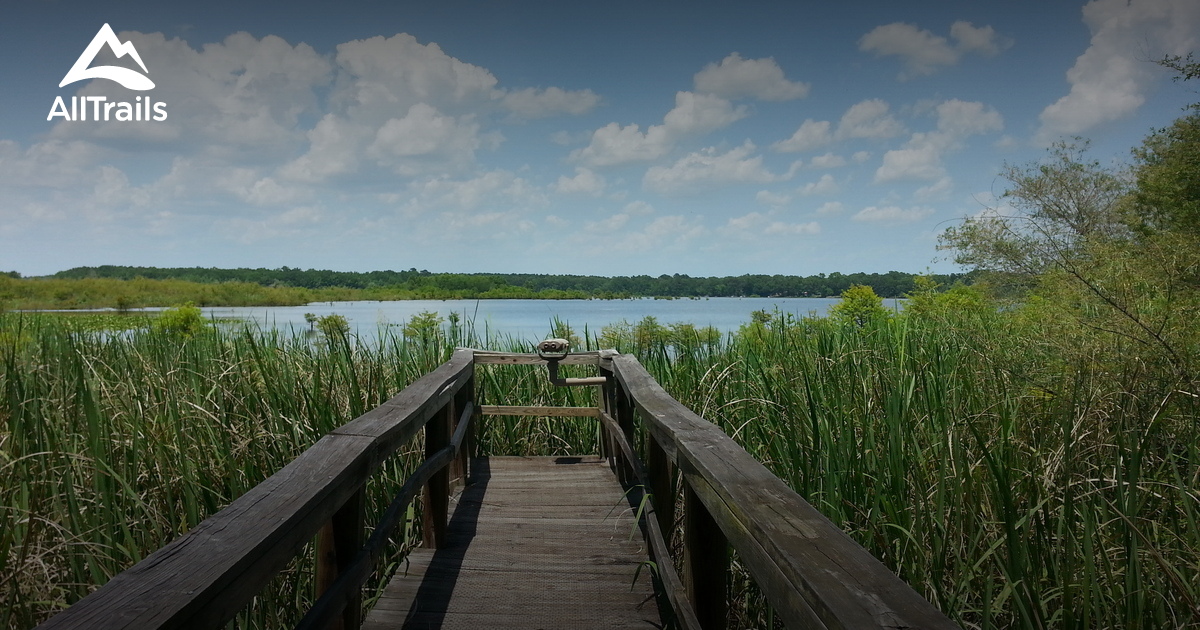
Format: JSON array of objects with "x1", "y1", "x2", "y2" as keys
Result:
[{"x1": 199, "y1": 297, "x2": 886, "y2": 344}]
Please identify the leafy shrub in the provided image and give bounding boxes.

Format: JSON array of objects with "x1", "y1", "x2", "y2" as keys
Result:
[{"x1": 151, "y1": 303, "x2": 207, "y2": 336}]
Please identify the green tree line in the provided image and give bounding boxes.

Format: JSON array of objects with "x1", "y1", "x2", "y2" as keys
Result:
[{"x1": 46, "y1": 266, "x2": 968, "y2": 300}]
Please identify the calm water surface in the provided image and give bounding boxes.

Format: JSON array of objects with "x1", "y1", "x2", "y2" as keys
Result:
[{"x1": 199, "y1": 297, "x2": 887, "y2": 344}]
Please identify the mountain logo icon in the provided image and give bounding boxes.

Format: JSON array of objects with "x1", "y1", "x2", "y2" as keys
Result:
[{"x1": 59, "y1": 23, "x2": 155, "y2": 91}]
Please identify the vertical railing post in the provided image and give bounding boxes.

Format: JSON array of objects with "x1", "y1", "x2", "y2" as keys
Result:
[
  {"x1": 451, "y1": 375, "x2": 473, "y2": 488},
  {"x1": 614, "y1": 381, "x2": 636, "y2": 484},
  {"x1": 598, "y1": 363, "x2": 615, "y2": 466},
  {"x1": 647, "y1": 434, "x2": 674, "y2": 536},
  {"x1": 685, "y1": 483, "x2": 728, "y2": 630},
  {"x1": 465, "y1": 373, "x2": 478, "y2": 483},
  {"x1": 316, "y1": 488, "x2": 364, "y2": 630},
  {"x1": 422, "y1": 400, "x2": 452, "y2": 548}
]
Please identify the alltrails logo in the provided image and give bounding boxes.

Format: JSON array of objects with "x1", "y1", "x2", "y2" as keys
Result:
[{"x1": 47, "y1": 24, "x2": 168, "y2": 122}]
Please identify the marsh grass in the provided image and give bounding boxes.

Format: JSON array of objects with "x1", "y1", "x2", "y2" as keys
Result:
[{"x1": 2, "y1": 307, "x2": 1198, "y2": 628}]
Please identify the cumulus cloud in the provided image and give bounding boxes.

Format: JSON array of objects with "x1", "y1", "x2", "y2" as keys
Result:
[
  {"x1": 693, "y1": 52, "x2": 809, "y2": 101},
  {"x1": 570, "y1": 122, "x2": 672, "y2": 167},
  {"x1": 816, "y1": 201, "x2": 845, "y2": 215},
  {"x1": 330, "y1": 33, "x2": 498, "y2": 121},
  {"x1": 501, "y1": 87, "x2": 600, "y2": 119},
  {"x1": 915, "y1": 176, "x2": 954, "y2": 201},
  {"x1": 624, "y1": 200, "x2": 655, "y2": 215},
  {"x1": 611, "y1": 215, "x2": 707, "y2": 253},
  {"x1": 756, "y1": 190, "x2": 791, "y2": 206},
  {"x1": 1037, "y1": 0, "x2": 1200, "y2": 143},
  {"x1": 643, "y1": 142, "x2": 784, "y2": 194},
  {"x1": 875, "y1": 99, "x2": 1002, "y2": 182},
  {"x1": 572, "y1": 92, "x2": 746, "y2": 167},
  {"x1": 52, "y1": 31, "x2": 334, "y2": 153},
  {"x1": 398, "y1": 170, "x2": 547, "y2": 219},
  {"x1": 772, "y1": 119, "x2": 832, "y2": 153},
  {"x1": 554, "y1": 167, "x2": 606, "y2": 196},
  {"x1": 722, "y1": 211, "x2": 820, "y2": 238},
  {"x1": 859, "y1": 20, "x2": 1012, "y2": 79},
  {"x1": 798, "y1": 173, "x2": 839, "y2": 196},
  {"x1": 810, "y1": 153, "x2": 848, "y2": 168},
  {"x1": 837, "y1": 99, "x2": 905, "y2": 139},
  {"x1": 852, "y1": 205, "x2": 935, "y2": 223},
  {"x1": 366, "y1": 103, "x2": 483, "y2": 176}
]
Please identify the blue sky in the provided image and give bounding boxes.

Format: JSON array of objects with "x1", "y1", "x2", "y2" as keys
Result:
[{"x1": 1, "y1": 0, "x2": 1197, "y2": 277}]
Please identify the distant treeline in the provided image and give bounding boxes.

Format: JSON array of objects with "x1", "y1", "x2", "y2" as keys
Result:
[{"x1": 50, "y1": 266, "x2": 971, "y2": 299}]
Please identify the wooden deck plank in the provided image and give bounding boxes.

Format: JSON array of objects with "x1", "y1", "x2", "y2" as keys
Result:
[{"x1": 362, "y1": 456, "x2": 660, "y2": 630}]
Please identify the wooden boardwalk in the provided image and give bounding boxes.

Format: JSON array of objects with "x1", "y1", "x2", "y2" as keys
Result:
[{"x1": 362, "y1": 456, "x2": 661, "y2": 629}]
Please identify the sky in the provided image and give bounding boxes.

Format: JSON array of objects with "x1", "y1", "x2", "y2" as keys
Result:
[{"x1": 1, "y1": 0, "x2": 1197, "y2": 278}]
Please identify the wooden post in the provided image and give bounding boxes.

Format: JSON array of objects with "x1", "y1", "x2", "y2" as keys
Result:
[
  {"x1": 647, "y1": 435, "x2": 674, "y2": 536},
  {"x1": 466, "y1": 375, "x2": 478, "y2": 483},
  {"x1": 315, "y1": 488, "x2": 364, "y2": 630},
  {"x1": 615, "y1": 381, "x2": 636, "y2": 484},
  {"x1": 452, "y1": 377, "x2": 473, "y2": 488},
  {"x1": 598, "y1": 365, "x2": 615, "y2": 465},
  {"x1": 685, "y1": 482, "x2": 728, "y2": 630},
  {"x1": 422, "y1": 401, "x2": 452, "y2": 548}
]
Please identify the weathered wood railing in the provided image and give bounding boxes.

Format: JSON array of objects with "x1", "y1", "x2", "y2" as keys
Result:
[
  {"x1": 36, "y1": 348, "x2": 477, "y2": 630},
  {"x1": 600, "y1": 352, "x2": 960, "y2": 630},
  {"x1": 37, "y1": 347, "x2": 958, "y2": 630}
]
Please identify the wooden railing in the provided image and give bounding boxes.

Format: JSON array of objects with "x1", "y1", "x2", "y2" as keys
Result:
[
  {"x1": 36, "y1": 348, "x2": 959, "y2": 630},
  {"x1": 36, "y1": 348, "x2": 477, "y2": 630},
  {"x1": 601, "y1": 353, "x2": 960, "y2": 630}
]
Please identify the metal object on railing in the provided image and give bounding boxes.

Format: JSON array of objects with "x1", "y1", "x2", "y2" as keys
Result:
[
  {"x1": 536, "y1": 338, "x2": 608, "y2": 387},
  {"x1": 536, "y1": 338, "x2": 571, "y2": 360}
]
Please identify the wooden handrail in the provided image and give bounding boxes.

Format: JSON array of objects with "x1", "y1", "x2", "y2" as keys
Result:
[
  {"x1": 37, "y1": 347, "x2": 958, "y2": 630},
  {"x1": 36, "y1": 349, "x2": 475, "y2": 630},
  {"x1": 609, "y1": 354, "x2": 959, "y2": 630}
]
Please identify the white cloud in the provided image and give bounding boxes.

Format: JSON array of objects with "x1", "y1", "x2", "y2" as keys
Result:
[
  {"x1": 573, "y1": 90, "x2": 746, "y2": 167},
  {"x1": 875, "y1": 99, "x2": 1002, "y2": 182},
  {"x1": 612, "y1": 215, "x2": 707, "y2": 252},
  {"x1": 935, "y1": 99, "x2": 1003, "y2": 136},
  {"x1": 852, "y1": 205, "x2": 935, "y2": 223},
  {"x1": 367, "y1": 103, "x2": 482, "y2": 176},
  {"x1": 331, "y1": 33, "x2": 498, "y2": 122},
  {"x1": 756, "y1": 190, "x2": 791, "y2": 206},
  {"x1": 501, "y1": 87, "x2": 600, "y2": 119},
  {"x1": 624, "y1": 200, "x2": 656, "y2": 215},
  {"x1": 570, "y1": 122, "x2": 672, "y2": 167},
  {"x1": 586, "y1": 212, "x2": 630, "y2": 232},
  {"x1": 279, "y1": 114, "x2": 370, "y2": 183},
  {"x1": 837, "y1": 99, "x2": 905, "y2": 139},
  {"x1": 816, "y1": 201, "x2": 845, "y2": 215},
  {"x1": 662, "y1": 91, "x2": 749, "y2": 136},
  {"x1": 810, "y1": 153, "x2": 848, "y2": 168},
  {"x1": 400, "y1": 170, "x2": 546, "y2": 216},
  {"x1": 722, "y1": 211, "x2": 819, "y2": 237},
  {"x1": 693, "y1": 52, "x2": 809, "y2": 101},
  {"x1": 643, "y1": 142, "x2": 783, "y2": 194},
  {"x1": 773, "y1": 119, "x2": 833, "y2": 153},
  {"x1": 852, "y1": 150, "x2": 872, "y2": 163},
  {"x1": 875, "y1": 136, "x2": 946, "y2": 182},
  {"x1": 52, "y1": 31, "x2": 334, "y2": 153},
  {"x1": 950, "y1": 21, "x2": 1010, "y2": 57},
  {"x1": 915, "y1": 176, "x2": 954, "y2": 201},
  {"x1": 798, "y1": 173, "x2": 839, "y2": 196},
  {"x1": 554, "y1": 167, "x2": 606, "y2": 196},
  {"x1": 766, "y1": 220, "x2": 821, "y2": 235},
  {"x1": 1037, "y1": 0, "x2": 1200, "y2": 143},
  {"x1": 859, "y1": 21, "x2": 1011, "y2": 79}
]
